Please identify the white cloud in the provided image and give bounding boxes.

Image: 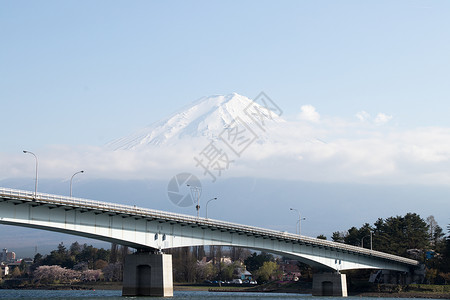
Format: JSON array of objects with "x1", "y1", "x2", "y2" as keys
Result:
[
  {"x1": 299, "y1": 105, "x2": 320, "y2": 123},
  {"x1": 374, "y1": 113, "x2": 393, "y2": 125},
  {"x1": 356, "y1": 111, "x2": 370, "y2": 122},
  {"x1": 356, "y1": 111, "x2": 392, "y2": 125},
  {"x1": 3, "y1": 115, "x2": 450, "y2": 187}
]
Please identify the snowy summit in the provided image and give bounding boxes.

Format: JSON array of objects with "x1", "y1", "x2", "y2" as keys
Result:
[{"x1": 107, "y1": 93, "x2": 285, "y2": 150}]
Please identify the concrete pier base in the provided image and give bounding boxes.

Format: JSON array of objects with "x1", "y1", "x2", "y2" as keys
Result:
[
  {"x1": 312, "y1": 273, "x2": 348, "y2": 297},
  {"x1": 122, "y1": 252, "x2": 173, "y2": 297}
]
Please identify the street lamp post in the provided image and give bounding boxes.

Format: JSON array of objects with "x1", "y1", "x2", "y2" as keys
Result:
[
  {"x1": 290, "y1": 208, "x2": 306, "y2": 235},
  {"x1": 70, "y1": 170, "x2": 84, "y2": 197},
  {"x1": 205, "y1": 197, "x2": 218, "y2": 219},
  {"x1": 187, "y1": 184, "x2": 202, "y2": 219},
  {"x1": 361, "y1": 231, "x2": 373, "y2": 250},
  {"x1": 23, "y1": 150, "x2": 38, "y2": 198}
]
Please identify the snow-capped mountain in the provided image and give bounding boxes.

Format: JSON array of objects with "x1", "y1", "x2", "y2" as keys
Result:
[{"x1": 107, "y1": 93, "x2": 285, "y2": 150}]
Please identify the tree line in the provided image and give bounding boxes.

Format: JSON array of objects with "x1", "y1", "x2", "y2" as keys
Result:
[
  {"x1": 2, "y1": 242, "x2": 130, "y2": 285},
  {"x1": 3, "y1": 243, "x2": 282, "y2": 285},
  {"x1": 166, "y1": 245, "x2": 284, "y2": 284},
  {"x1": 328, "y1": 213, "x2": 450, "y2": 284}
]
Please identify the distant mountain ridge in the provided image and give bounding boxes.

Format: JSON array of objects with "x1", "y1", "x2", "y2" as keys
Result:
[{"x1": 106, "y1": 93, "x2": 285, "y2": 150}]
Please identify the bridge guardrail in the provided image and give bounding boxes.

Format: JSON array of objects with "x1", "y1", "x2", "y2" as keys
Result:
[{"x1": 0, "y1": 187, "x2": 418, "y2": 266}]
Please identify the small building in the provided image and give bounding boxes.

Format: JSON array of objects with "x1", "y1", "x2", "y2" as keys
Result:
[
  {"x1": 219, "y1": 256, "x2": 232, "y2": 264},
  {"x1": 0, "y1": 249, "x2": 6, "y2": 262},
  {"x1": 6, "y1": 261, "x2": 22, "y2": 272},
  {"x1": 198, "y1": 256, "x2": 233, "y2": 265},
  {"x1": 0, "y1": 263, "x2": 9, "y2": 277},
  {"x1": 0, "y1": 249, "x2": 16, "y2": 263},
  {"x1": 238, "y1": 268, "x2": 252, "y2": 281},
  {"x1": 280, "y1": 260, "x2": 301, "y2": 281}
]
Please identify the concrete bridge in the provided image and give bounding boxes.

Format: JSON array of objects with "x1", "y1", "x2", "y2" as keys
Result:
[{"x1": 0, "y1": 187, "x2": 419, "y2": 297}]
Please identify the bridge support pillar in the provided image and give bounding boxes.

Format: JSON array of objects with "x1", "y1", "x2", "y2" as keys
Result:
[
  {"x1": 312, "y1": 273, "x2": 347, "y2": 297},
  {"x1": 122, "y1": 252, "x2": 173, "y2": 297}
]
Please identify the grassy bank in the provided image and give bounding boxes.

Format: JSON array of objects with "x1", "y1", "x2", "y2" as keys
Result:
[
  {"x1": 349, "y1": 283, "x2": 450, "y2": 298},
  {"x1": 368, "y1": 284, "x2": 449, "y2": 299}
]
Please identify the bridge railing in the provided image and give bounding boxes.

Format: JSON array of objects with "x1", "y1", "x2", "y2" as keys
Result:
[{"x1": 0, "y1": 187, "x2": 418, "y2": 266}]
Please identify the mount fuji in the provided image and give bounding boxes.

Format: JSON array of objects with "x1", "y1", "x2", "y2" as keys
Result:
[{"x1": 106, "y1": 93, "x2": 286, "y2": 151}]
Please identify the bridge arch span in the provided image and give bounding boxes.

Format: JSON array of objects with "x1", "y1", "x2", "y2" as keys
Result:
[{"x1": 0, "y1": 188, "x2": 418, "y2": 273}]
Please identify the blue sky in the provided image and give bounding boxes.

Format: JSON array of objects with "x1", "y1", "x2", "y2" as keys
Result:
[
  {"x1": 1, "y1": 1, "x2": 450, "y2": 254},
  {"x1": 2, "y1": 0, "x2": 450, "y2": 152}
]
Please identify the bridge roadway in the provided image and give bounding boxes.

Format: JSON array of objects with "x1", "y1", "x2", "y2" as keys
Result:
[{"x1": 0, "y1": 187, "x2": 418, "y2": 272}]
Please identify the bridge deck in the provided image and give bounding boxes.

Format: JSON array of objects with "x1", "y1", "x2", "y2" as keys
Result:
[{"x1": 0, "y1": 187, "x2": 418, "y2": 267}]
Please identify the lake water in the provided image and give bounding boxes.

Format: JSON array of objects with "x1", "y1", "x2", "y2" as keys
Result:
[{"x1": 0, "y1": 290, "x2": 442, "y2": 300}]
